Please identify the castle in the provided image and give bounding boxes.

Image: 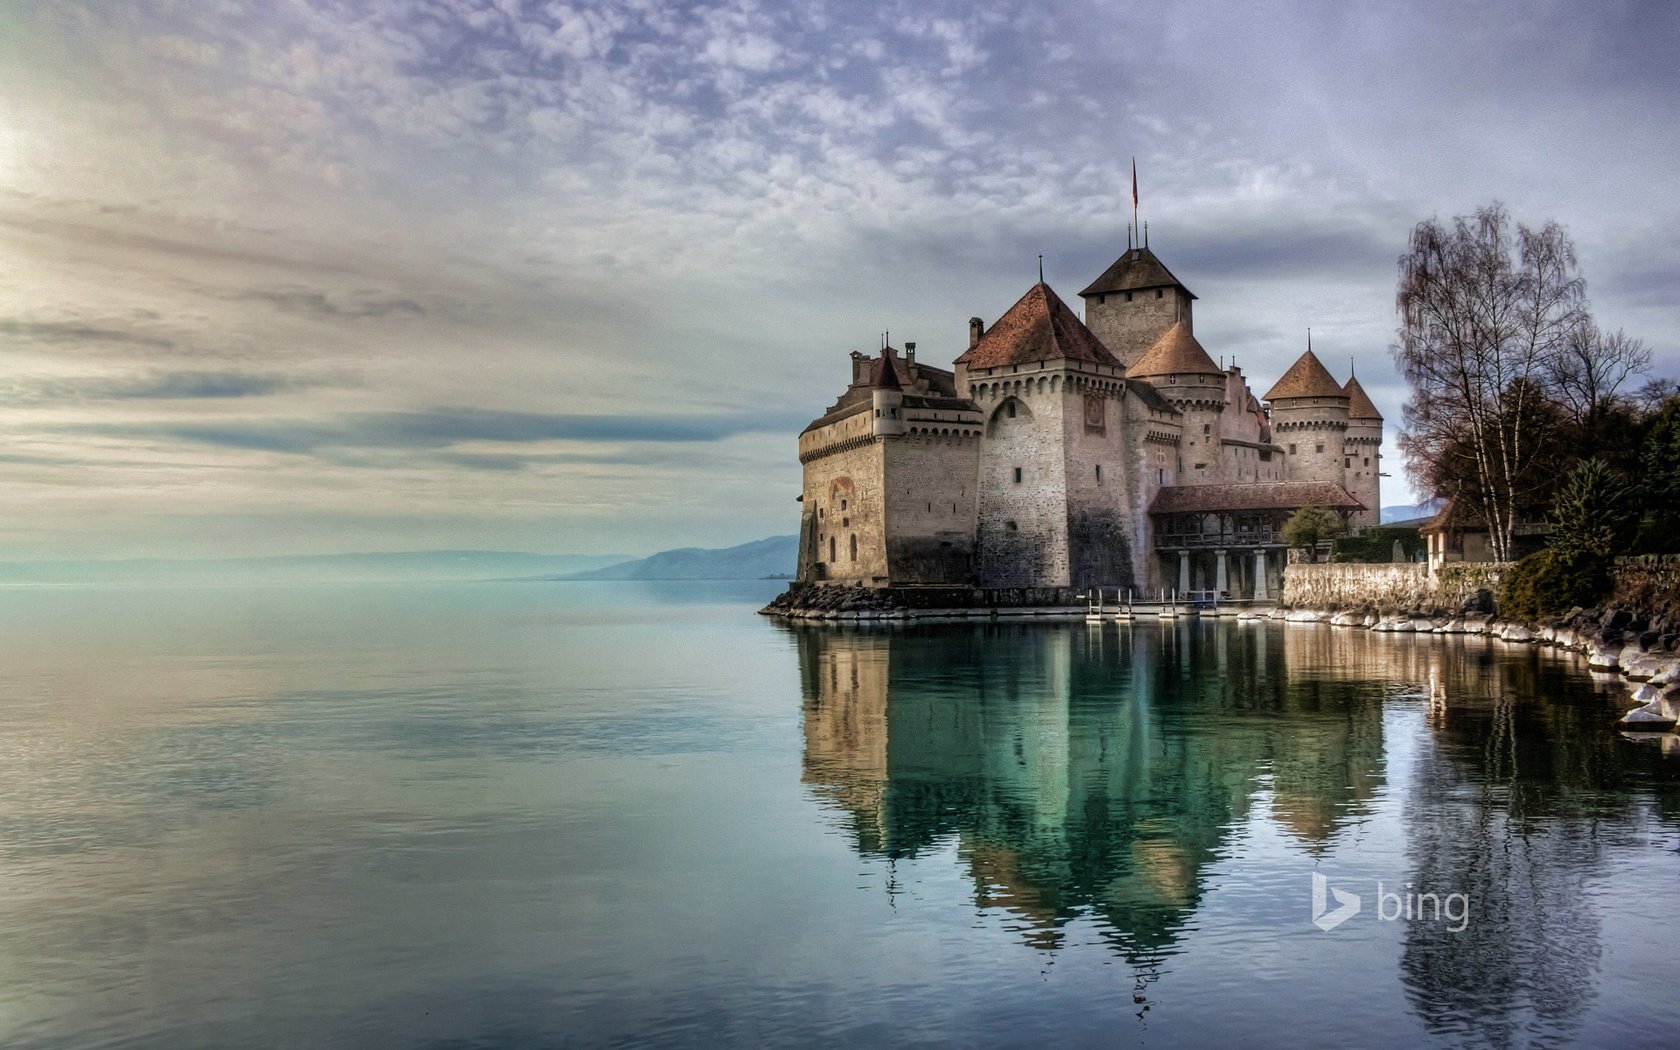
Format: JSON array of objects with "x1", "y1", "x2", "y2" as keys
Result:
[{"x1": 792, "y1": 240, "x2": 1383, "y2": 601}]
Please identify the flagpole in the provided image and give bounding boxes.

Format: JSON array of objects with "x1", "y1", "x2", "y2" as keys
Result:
[{"x1": 1131, "y1": 157, "x2": 1139, "y2": 250}]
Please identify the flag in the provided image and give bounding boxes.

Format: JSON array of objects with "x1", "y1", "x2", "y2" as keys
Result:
[{"x1": 1131, "y1": 158, "x2": 1138, "y2": 209}]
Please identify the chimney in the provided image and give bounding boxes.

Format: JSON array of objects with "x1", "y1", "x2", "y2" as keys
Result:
[
  {"x1": 904, "y1": 341, "x2": 916, "y2": 365},
  {"x1": 968, "y1": 317, "x2": 984, "y2": 349}
]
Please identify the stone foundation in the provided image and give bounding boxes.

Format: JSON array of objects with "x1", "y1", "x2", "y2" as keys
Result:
[{"x1": 760, "y1": 582, "x2": 1089, "y2": 620}]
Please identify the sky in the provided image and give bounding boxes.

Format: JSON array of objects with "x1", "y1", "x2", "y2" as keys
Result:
[{"x1": 2, "y1": 0, "x2": 1677, "y2": 560}]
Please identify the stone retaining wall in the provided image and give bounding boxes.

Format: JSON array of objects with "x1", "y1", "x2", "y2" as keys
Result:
[
  {"x1": 1280, "y1": 562, "x2": 1503, "y2": 613},
  {"x1": 1612, "y1": 555, "x2": 1680, "y2": 624}
]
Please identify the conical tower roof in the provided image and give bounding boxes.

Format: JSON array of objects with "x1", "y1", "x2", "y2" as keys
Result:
[
  {"x1": 1343, "y1": 375, "x2": 1381, "y2": 420},
  {"x1": 1079, "y1": 246, "x2": 1197, "y2": 300},
  {"x1": 1125, "y1": 321, "x2": 1222, "y2": 379},
  {"x1": 1263, "y1": 349, "x2": 1346, "y2": 401},
  {"x1": 954, "y1": 283, "x2": 1119, "y2": 369},
  {"x1": 871, "y1": 347, "x2": 903, "y2": 391}
]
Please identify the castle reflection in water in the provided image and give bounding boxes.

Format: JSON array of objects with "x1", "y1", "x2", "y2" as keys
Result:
[
  {"x1": 788, "y1": 618, "x2": 1680, "y2": 1041},
  {"x1": 793, "y1": 620, "x2": 1398, "y2": 957}
]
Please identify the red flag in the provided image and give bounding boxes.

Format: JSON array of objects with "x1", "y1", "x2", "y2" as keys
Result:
[{"x1": 1131, "y1": 158, "x2": 1138, "y2": 209}]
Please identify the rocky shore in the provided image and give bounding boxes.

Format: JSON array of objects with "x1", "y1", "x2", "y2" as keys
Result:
[{"x1": 1274, "y1": 600, "x2": 1680, "y2": 729}]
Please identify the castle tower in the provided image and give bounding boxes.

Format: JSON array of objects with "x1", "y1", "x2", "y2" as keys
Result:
[
  {"x1": 1123, "y1": 322, "x2": 1227, "y2": 486},
  {"x1": 955, "y1": 281, "x2": 1132, "y2": 590},
  {"x1": 1078, "y1": 245, "x2": 1197, "y2": 368},
  {"x1": 871, "y1": 345, "x2": 907, "y2": 437},
  {"x1": 1263, "y1": 347, "x2": 1352, "y2": 495},
  {"x1": 1342, "y1": 375, "x2": 1383, "y2": 530}
]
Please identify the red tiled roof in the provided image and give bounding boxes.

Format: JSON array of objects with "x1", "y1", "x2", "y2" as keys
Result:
[
  {"x1": 1078, "y1": 246, "x2": 1197, "y2": 299},
  {"x1": 1149, "y1": 481, "x2": 1364, "y2": 514},
  {"x1": 954, "y1": 283, "x2": 1120, "y2": 369},
  {"x1": 1343, "y1": 375, "x2": 1382, "y2": 420},
  {"x1": 1126, "y1": 322, "x2": 1222, "y2": 378},
  {"x1": 1263, "y1": 349, "x2": 1347, "y2": 401}
]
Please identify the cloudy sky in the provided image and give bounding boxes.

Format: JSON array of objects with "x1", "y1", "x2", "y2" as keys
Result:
[{"x1": 3, "y1": 0, "x2": 1676, "y2": 560}]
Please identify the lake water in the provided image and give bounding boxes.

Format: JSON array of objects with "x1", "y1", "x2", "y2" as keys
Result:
[{"x1": 2, "y1": 580, "x2": 1678, "y2": 1048}]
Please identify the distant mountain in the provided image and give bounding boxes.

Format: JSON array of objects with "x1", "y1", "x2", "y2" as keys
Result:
[
  {"x1": 1381, "y1": 499, "x2": 1443, "y2": 524},
  {"x1": 563, "y1": 535, "x2": 798, "y2": 581},
  {"x1": 0, "y1": 550, "x2": 633, "y2": 585}
]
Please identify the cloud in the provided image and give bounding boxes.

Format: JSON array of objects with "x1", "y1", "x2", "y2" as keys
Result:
[
  {"x1": 217, "y1": 288, "x2": 425, "y2": 319},
  {"x1": 71, "y1": 407, "x2": 805, "y2": 456},
  {"x1": 0, "y1": 319, "x2": 176, "y2": 352},
  {"x1": 16, "y1": 371, "x2": 307, "y2": 403}
]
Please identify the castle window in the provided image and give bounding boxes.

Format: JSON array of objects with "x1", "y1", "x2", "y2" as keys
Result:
[
  {"x1": 1126, "y1": 292, "x2": 1134, "y2": 302},
  {"x1": 841, "y1": 499, "x2": 848, "y2": 510},
  {"x1": 1098, "y1": 294, "x2": 1106, "y2": 304},
  {"x1": 1095, "y1": 464, "x2": 1102, "y2": 482},
  {"x1": 1316, "y1": 443, "x2": 1324, "y2": 453},
  {"x1": 1289, "y1": 444, "x2": 1297, "y2": 455},
  {"x1": 850, "y1": 535, "x2": 857, "y2": 562},
  {"x1": 842, "y1": 517, "x2": 849, "y2": 527},
  {"x1": 829, "y1": 537, "x2": 836, "y2": 562},
  {"x1": 1158, "y1": 468, "x2": 1164, "y2": 484},
  {"x1": 1203, "y1": 424, "x2": 1211, "y2": 435},
  {"x1": 1364, "y1": 457, "x2": 1370, "y2": 466},
  {"x1": 1013, "y1": 467, "x2": 1023, "y2": 483},
  {"x1": 1006, "y1": 401, "x2": 1016, "y2": 418},
  {"x1": 1345, "y1": 457, "x2": 1351, "y2": 468},
  {"x1": 1156, "y1": 289, "x2": 1164, "y2": 299}
]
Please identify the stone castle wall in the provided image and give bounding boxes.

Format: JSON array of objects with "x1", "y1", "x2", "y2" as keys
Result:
[
  {"x1": 975, "y1": 382, "x2": 1070, "y2": 587},
  {"x1": 1060, "y1": 376, "x2": 1134, "y2": 589},
  {"x1": 799, "y1": 413, "x2": 889, "y2": 585},
  {"x1": 1343, "y1": 419, "x2": 1382, "y2": 529},
  {"x1": 884, "y1": 431, "x2": 981, "y2": 584}
]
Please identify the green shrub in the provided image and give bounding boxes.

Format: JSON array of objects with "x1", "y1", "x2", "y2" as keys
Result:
[
  {"x1": 1332, "y1": 526, "x2": 1426, "y2": 564},
  {"x1": 1498, "y1": 549, "x2": 1611, "y2": 621}
]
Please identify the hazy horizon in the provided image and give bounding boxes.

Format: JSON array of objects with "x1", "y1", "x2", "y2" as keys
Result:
[{"x1": 5, "y1": 2, "x2": 1676, "y2": 561}]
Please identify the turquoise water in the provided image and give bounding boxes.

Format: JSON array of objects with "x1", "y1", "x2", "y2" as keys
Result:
[{"x1": 0, "y1": 580, "x2": 1677, "y2": 1047}]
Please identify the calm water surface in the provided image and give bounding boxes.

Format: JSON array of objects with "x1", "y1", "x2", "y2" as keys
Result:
[{"x1": 2, "y1": 580, "x2": 1678, "y2": 1048}]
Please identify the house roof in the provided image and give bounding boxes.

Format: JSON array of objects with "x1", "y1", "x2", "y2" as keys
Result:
[
  {"x1": 1125, "y1": 322, "x2": 1222, "y2": 379},
  {"x1": 1343, "y1": 375, "x2": 1382, "y2": 420},
  {"x1": 1079, "y1": 246, "x2": 1197, "y2": 300},
  {"x1": 953, "y1": 282, "x2": 1120, "y2": 369},
  {"x1": 1263, "y1": 349, "x2": 1347, "y2": 401},
  {"x1": 1149, "y1": 481, "x2": 1364, "y2": 514}
]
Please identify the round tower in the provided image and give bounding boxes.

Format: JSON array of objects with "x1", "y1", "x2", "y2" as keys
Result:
[
  {"x1": 1125, "y1": 322, "x2": 1227, "y2": 483},
  {"x1": 870, "y1": 346, "x2": 907, "y2": 438},
  {"x1": 1342, "y1": 374, "x2": 1383, "y2": 530},
  {"x1": 1263, "y1": 348, "x2": 1351, "y2": 490}
]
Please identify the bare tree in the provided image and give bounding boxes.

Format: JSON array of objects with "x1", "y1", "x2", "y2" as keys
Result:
[
  {"x1": 1392, "y1": 204, "x2": 1589, "y2": 562},
  {"x1": 1547, "y1": 323, "x2": 1651, "y2": 430}
]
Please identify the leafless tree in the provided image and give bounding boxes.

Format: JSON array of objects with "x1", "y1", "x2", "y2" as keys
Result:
[
  {"x1": 1392, "y1": 203, "x2": 1588, "y2": 562},
  {"x1": 1547, "y1": 322, "x2": 1651, "y2": 429}
]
